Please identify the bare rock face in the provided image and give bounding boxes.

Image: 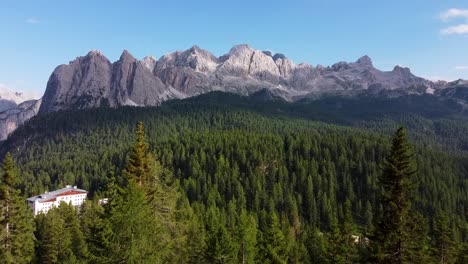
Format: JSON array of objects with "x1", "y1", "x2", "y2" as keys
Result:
[
  {"x1": 0, "y1": 99, "x2": 41, "y2": 141},
  {"x1": 154, "y1": 46, "x2": 217, "y2": 95},
  {"x1": 111, "y1": 50, "x2": 169, "y2": 106},
  {"x1": 40, "y1": 50, "x2": 113, "y2": 112},
  {"x1": 40, "y1": 50, "x2": 177, "y2": 113},
  {"x1": 217, "y1": 44, "x2": 280, "y2": 82},
  {"x1": 38, "y1": 44, "x2": 442, "y2": 115}
]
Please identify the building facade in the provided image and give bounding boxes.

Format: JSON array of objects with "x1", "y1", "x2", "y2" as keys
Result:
[{"x1": 27, "y1": 185, "x2": 88, "y2": 216}]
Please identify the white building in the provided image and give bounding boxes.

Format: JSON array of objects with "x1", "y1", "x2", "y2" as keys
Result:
[{"x1": 27, "y1": 185, "x2": 88, "y2": 216}]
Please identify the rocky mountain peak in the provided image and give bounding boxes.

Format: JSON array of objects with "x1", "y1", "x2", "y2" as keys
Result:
[
  {"x1": 156, "y1": 45, "x2": 218, "y2": 73},
  {"x1": 392, "y1": 65, "x2": 412, "y2": 75},
  {"x1": 355, "y1": 55, "x2": 373, "y2": 66},
  {"x1": 88, "y1": 49, "x2": 103, "y2": 56},
  {"x1": 188, "y1": 45, "x2": 203, "y2": 53},
  {"x1": 228, "y1": 44, "x2": 253, "y2": 55},
  {"x1": 38, "y1": 44, "x2": 453, "y2": 115},
  {"x1": 218, "y1": 44, "x2": 280, "y2": 81},
  {"x1": 119, "y1": 49, "x2": 136, "y2": 61}
]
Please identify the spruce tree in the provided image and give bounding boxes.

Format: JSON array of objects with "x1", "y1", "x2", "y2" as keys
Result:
[
  {"x1": 59, "y1": 203, "x2": 88, "y2": 261},
  {"x1": 80, "y1": 200, "x2": 113, "y2": 263},
  {"x1": 202, "y1": 205, "x2": 234, "y2": 264},
  {"x1": 34, "y1": 207, "x2": 67, "y2": 264},
  {"x1": 0, "y1": 153, "x2": 35, "y2": 264},
  {"x1": 257, "y1": 212, "x2": 289, "y2": 264},
  {"x1": 123, "y1": 121, "x2": 157, "y2": 187},
  {"x1": 123, "y1": 121, "x2": 177, "y2": 222},
  {"x1": 107, "y1": 180, "x2": 167, "y2": 263},
  {"x1": 433, "y1": 213, "x2": 457, "y2": 264},
  {"x1": 236, "y1": 209, "x2": 257, "y2": 264},
  {"x1": 340, "y1": 200, "x2": 359, "y2": 263},
  {"x1": 371, "y1": 126, "x2": 421, "y2": 263}
]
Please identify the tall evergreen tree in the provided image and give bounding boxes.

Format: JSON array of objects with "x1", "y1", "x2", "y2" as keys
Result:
[
  {"x1": 340, "y1": 200, "x2": 359, "y2": 263},
  {"x1": 202, "y1": 205, "x2": 234, "y2": 264},
  {"x1": 257, "y1": 211, "x2": 289, "y2": 264},
  {"x1": 80, "y1": 200, "x2": 113, "y2": 263},
  {"x1": 236, "y1": 209, "x2": 257, "y2": 264},
  {"x1": 107, "y1": 180, "x2": 167, "y2": 263},
  {"x1": 34, "y1": 209, "x2": 66, "y2": 264},
  {"x1": 123, "y1": 121, "x2": 157, "y2": 187},
  {"x1": 371, "y1": 126, "x2": 421, "y2": 264},
  {"x1": 0, "y1": 153, "x2": 35, "y2": 263},
  {"x1": 123, "y1": 121, "x2": 177, "y2": 223},
  {"x1": 433, "y1": 213, "x2": 457, "y2": 264}
]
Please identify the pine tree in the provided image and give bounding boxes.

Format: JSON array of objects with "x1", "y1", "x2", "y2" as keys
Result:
[
  {"x1": 340, "y1": 200, "x2": 359, "y2": 263},
  {"x1": 364, "y1": 200, "x2": 373, "y2": 234},
  {"x1": 236, "y1": 209, "x2": 257, "y2": 264},
  {"x1": 123, "y1": 121, "x2": 157, "y2": 187},
  {"x1": 34, "y1": 207, "x2": 67, "y2": 264},
  {"x1": 305, "y1": 227, "x2": 327, "y2": 264},
  {"x1": 433, "y1": 213, "x2": 457, "y2": 264},
  {"x1": 107, "y1": 180, "x2": 167, "y2": 263},
  {"x1": 80, "y1": 200, "x2": 113, "y2": 263},
  {"x1": 59, "y1": 203, "x2": 88, "y2": 261},
  {"x1": 371, "y1": 126, "x2": 421, "y2": 264},
  {"x1": 257, "y1": 212, "x2": 289, "y2": 264},
  {"x1": 118, "y1": 121, "x2": 179, "y2": 262},
  {"x1": 0, "y1": 153, "x2": 35, "y2": 264},
  {"x1": 325, "y1": 215, "x2": 345, "y2": 264},
  {"x1": 124, "y1": 121, "x2": 177, "y2": 223},
  {"x1": 202, "y1": 205, "x2": 234, "y2": 264}
]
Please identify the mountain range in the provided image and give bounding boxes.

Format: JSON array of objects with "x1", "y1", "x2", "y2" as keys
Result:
[{"x1": 1, "y1": 44, "x2": 468, "y2": 140}]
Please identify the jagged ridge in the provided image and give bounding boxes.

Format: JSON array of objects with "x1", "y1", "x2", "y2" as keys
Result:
[{"x1": 39, "y1": 44, "x2": 443, "y2": 113}]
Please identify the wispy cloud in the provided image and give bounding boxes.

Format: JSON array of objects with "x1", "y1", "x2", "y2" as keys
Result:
[
  {"x1": 455, "y1": 66, "x2": 468, "y2": 70},
  {"x1": 26, "y1": 17, "x2": 40, "y2": 24},
  {"x1": 438, "y1": 8, "x2": 468, "y2": 35},
  {"x1": 439, "y1": 8, "x2": 468, "y2": 21},
  {"x1": 441, "y1": 24, "x2": 468, "y2": 35},
  {"x1": 0, "y1": 83, "x2": 40, "y2": 100}
]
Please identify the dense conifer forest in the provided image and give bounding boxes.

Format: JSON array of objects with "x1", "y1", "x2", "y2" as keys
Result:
[{"x1": 1, "y1": 92, "x2": 467, "y2": 263}]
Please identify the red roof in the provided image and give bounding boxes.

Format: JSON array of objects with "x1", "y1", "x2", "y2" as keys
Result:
[
  {"x1": 41, "y1": 198, "x2": 57, "y2": 203},
  {"x1": 56, "y1": 190, "x2": 87, "y2": 197}
]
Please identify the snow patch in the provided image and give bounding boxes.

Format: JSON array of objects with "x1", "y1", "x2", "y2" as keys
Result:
[{"x1": 123, "y1": 98, "x2": 139, "y2": 106}]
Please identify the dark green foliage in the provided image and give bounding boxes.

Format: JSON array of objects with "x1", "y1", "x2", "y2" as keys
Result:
[
  {"x1": 34, "y1": 203, "x2": 87, "y2": 263},
  {"x1": 107, "y1": 180, "x2": 166, "y2": 263},
  {"x1": 123, "y1": 121, "x2": 156, "y2": 187},
  {"x1": 433, "y1": 213, "x2": 458, "y2": 264},
  {"x1": 0, "y1": 153, "x2": 35, "y2": 264},
  {"x1": 0, "y1": 92, "x2": 467, "y2": 262},
  {"x1": 257, "y1": 212, "x2": 289, "y2": 264},
  {"x1": 79, "y1": 200, "x2": 113, "y2": 263},
  {"x1": 371, "y1": 127, "x2": 433, "y2": 263}
]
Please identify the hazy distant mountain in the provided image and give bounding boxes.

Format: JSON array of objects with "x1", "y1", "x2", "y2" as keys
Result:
[
  {"x1": 39, "y1": 44, "x2": 441, "y2": 113},
  {"x1": 0, "y1": 86, "x2": 40, "y2": 140},
  {"x1": 0, "y1": 86, "x2": 36, "y2": 111},
  {"x1": 0, "y1": 99, "x2": 41, "y2": 141}
]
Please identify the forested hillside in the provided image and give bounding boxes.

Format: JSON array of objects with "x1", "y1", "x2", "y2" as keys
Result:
[{"x1": 1, "y1": 92, "x2": 467, "y2": 263}]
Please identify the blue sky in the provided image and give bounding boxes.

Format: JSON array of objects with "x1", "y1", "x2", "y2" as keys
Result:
[{"x1": 1, "y1": 0, "x2": 468, "y2": 96}]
